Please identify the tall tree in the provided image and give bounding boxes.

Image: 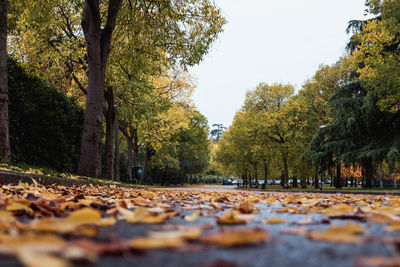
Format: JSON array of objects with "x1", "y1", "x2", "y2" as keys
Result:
[
  {"x1": 243, "y1": 83, "x2": 296, "y2": 186},
  {"x1": 0, "y1": 0, "x2": 10, "y2": 162},
  {"x1": 352, "y1": 0, "x2": 400, "y2": 113},
  {"x1": 78, "y1": 0, "x2": 123, "y2": 177}
]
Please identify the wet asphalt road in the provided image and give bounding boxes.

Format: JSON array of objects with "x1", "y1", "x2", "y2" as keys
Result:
[{"x1": 1, "y1": 186, "x2": 399, "y2": 267}]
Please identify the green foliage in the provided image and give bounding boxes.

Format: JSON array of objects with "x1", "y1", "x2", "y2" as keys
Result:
[
  {"x1": 151, "y1": 108, "x2": 210, "y2": 184},
  {"x1": 352, "y1": 0, "x2": 400, "y2": 112},
  {"x1": 7, "y1": 58, "x2": 84, "y2": 172}
]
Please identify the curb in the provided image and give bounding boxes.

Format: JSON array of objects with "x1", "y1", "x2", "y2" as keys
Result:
[{"x1": 0, "y1": 170, "x2": 129, "y2": 188}]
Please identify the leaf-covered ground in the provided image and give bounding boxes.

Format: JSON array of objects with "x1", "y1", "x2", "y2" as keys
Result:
[{"x1": 1, "y1": 182, "x2": 400, "y2": 267}]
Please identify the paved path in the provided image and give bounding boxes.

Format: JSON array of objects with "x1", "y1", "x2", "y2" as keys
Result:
[{"x1": 2, "y1": 185, "x2": 399, "y2": 267}]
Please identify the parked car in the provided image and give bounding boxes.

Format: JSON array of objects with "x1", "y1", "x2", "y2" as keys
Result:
[
  {"x1": 232, "y1": 179, "x2": 243, "y2": 186},
  {"x1": 222, "y1": 179, "x2": 233, "y2": 185}
]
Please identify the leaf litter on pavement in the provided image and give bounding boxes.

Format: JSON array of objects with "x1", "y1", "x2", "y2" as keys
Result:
[{"x1": 0, "y1": 181, "x2": 400, "y2": 266}]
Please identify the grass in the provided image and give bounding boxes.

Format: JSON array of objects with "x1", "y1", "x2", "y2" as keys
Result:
[{"x1": 239, "y1": 184, "x2": 400, "y2": 194}]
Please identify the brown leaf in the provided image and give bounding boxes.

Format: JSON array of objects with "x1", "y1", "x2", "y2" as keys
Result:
[
  {"x1": 262, "y1": 217, "x2": 286, "y2": 224},
  {"x1": 130, "y1": 237, "x2": 185, "y2": 250},
  {"x1": 306, "y1": 223, "x2": 365, "y2": 244},
  {"x1": 201, "y1": 228, "x2": 268, "y2": 247}
]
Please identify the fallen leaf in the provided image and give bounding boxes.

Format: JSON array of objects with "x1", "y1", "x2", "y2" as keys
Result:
[
  {"x1": 385, "y1": 222, "x2": 400, "y2": 231},
  {"x1": 306, "y1": 223, "x2": 365, "y2": 244},
  {"x1": 262, "y1": 217, "x2": 286, "y2": 224},
  {"x1": 147, "y1": 227, "x2": 202, "y2": 241},
  {"x1": 65, "y1": 208, "x2": 102, "y2": 225},
  {"x1": 17, "y1": 248, "x2": 68, "y2": 267},
  {"x1": 6, "y1": 202, "x2": 33, "y2": 215},
  {"x1": 126, "y1": 207, "x2": 168, "y2": 224},
  {"x1": 236, "y1": 202, "x2": 255, "y2": 214},
  {"x1": 280, "y1": 227, "x2": 306, "y2": 235},
  {"x1": 217, "y1": 210, "x2": 252, "y2": 225},
  {"x1": 130, "y1": 237, "x2": 184, "y2": 250},
  {"x1": 201, "y1": 228, "x2": 268, "y2": 247},
  {"x1": 184, "y1": 210, "x2": 200, "y2": 222}
]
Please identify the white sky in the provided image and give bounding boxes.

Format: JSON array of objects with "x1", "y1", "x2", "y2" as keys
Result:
[{"x1": 189, "y1": 0, "x2": 368, "y2": 128}]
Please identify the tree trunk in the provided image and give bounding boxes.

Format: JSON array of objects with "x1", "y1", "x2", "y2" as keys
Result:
[
  {"x1": 114, "y1": 121, "x2": 120, "y2": 181},
  {"x1": 282, "y1": 152, "x2": 289, "y2": 186},
  {"x1": 364, "y1": 160, "x2": 374, "y2": 188},
  {"x1": 161, "y1": 169, "x2": 167, "y2": 186},
  {"x1": 0, "y1": 0, "x2": 10, "y2": 163},
  {"x1": 378, "y1": 163, "x2": 383, "y2": 189},
  {"x1": 140, "y1": 147, "x2": 152, "y2": 185},
  {"x1": 336, "y1": 161, "x2": 342, "y2": 189},
  {"x1": 127, "y1": 137, "x2": 133, "y2": 182},
  {"x1": 78, "y1": 0, "x2": 122, "y2": 178},
  {"x1": 314, "y1": 169, "x2": 319, "y2": 189},
  {"x1": 130, "y1": 126, "x2": 139, "y2": 166},
  {"x1": 263, "y1": 161, "x2": 268, "y2": 186},
  {"x1": 102, "y1": 86, "x2": 115, "y2": 180},
  {"x1": 254, "y1": 163, "x2": 258, "y2": 188}
]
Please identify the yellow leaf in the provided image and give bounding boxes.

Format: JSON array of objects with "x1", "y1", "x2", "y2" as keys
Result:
[
  {"x1": 65, "y1": 208, "x2": 102, "y2": 225},
  {"x1": 280, "y1": 227, "x2": 306, "y2": 235},
  {"x1": 126, "y1": 207, "x2": 167, "y2": 224},
  {"x1": 201, "y1": 228, "x2": 268, "y2": 247},
  {"x1": 385, "y1": 222, "x2": 400, "y2": 231},
  {"x1": 306, "y1": 223, "x2": 365, "y2": 244},
  {"x1": 148, "y1": 227, "x2": 202, "y2": 241},
  {"x1": 184, "y1": 210, "x2": 200, "y2": 222},
  {"x1": 130, "y1": 237, "x2": 184, "y2": 250},
  {"x1": 17, "y1": 248, "x2": 68, "y2": 267},
  {"x1": 6, "y1": 202, "x2": 33, "y2": 215},
  {"x1": 262, "y1": 217, "x2": 286, "y2": 224}
]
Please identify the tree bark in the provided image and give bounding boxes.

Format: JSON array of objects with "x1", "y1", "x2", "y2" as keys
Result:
[
  {"x1": 364, "y1": 160, "x2": 374, "y2": 188},
  {"x1": 140, "y1": 147, "x2": 153, "y2": 185},
  {"x1": 127, "y1": 137, "x2": 133, "y2": 182},
  {"x1": 78, "y1": 0, "x2": 122, "y2": 178},
  {"x1": 378, "y1": 163, "x2": 383, "y2": 189},
  {"x1": 102, "y1": 86, "x2": 115, "y2": 179},
  {"x1": 314, "y1": 169, "x2": 319, "y2": 189},
  {"x1": 114, "y1": 121, "x2": 120, "y2": 181},
  {"x1": 336, "y1": 161, "x2": 342, "y2": 189},
  {"x1": 130, "y1": 126, "x2": 139, "y2": 166},
  {"x1": 253, "y1": 163, "x2": 258, "y2": 188},
  {"x1": 282, "y1": 151, "x2": 289, "y2": 186},
  {"x1": 263, "y1": 161, "x2": 268, "y2": 187},
  {"x1": 0, "y1": 0, "x2": 10, "y2": 163}
]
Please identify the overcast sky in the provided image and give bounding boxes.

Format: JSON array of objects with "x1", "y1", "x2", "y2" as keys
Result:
[{"x1": 189, "y1": 0, "x2": 368, "y2": 129}]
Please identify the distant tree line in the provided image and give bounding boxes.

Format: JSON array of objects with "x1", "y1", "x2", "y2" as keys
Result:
[{"x1": 215, "y1": 0, "x2": 400, "y2": 188}]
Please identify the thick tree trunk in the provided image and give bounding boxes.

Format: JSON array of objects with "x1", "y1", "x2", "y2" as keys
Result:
[
  {"x1": 114, "y1": 121, "x2": 120, "y2": 181},
  {"x1": 78, "y1": 0, "x2": 122, "y2": 178},
  {"x1": 0, "y1": 0, "x2": 10, "y2": 163},
  {"x1": 102, "y1": 86, "x2": 115, "y2": 180}
]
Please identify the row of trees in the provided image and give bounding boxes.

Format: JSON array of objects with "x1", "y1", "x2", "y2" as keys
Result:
[
  {"x1": 0, "y1": 0, "x2": 225, "y2": 182},
  {"x1": 215, "y1": 0, "x2": 400, "y2": 188}
]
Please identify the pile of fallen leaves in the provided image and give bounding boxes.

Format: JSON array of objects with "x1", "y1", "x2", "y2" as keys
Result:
[{"x1": 0, "y1": 180, "x2": 400, "y2": 266}]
